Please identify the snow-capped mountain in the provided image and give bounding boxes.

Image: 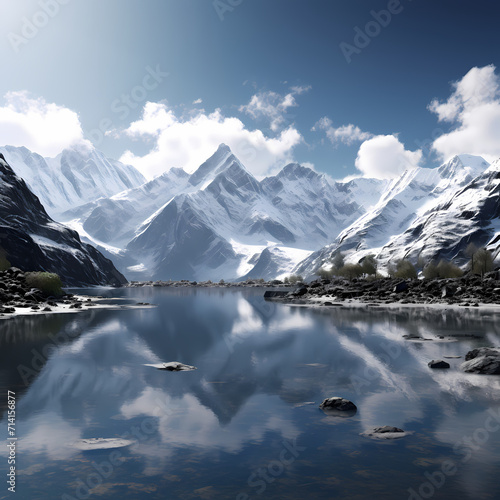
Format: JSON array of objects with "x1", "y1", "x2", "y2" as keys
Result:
[
  {"x1": 294, "y1": 154, "x2": 492, "y2": 277},
  {"x1": 0, "y1": 153, "x2": 126, "y2": 286},
  {"x1": 0, "y1": 144, "x2": 145, "y2": 218},
  {"x1": 378, "y1": 157, "x2": 500, "y2": 265},
  {"x1": 8, "y1": 138, "x2": 495, "y2": 282},
  {"x1": 63, "y1": 144, "x2": 387, "y2": 281}
]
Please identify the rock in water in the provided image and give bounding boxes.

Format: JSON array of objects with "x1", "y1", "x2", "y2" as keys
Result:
[
  {"x1": 159, "y1": 362, "x2": 197, "y2": 371},
  {"x1": 319, "y1": 397, "x2": 357, "y2": 417},
  {"x1": 462, "y1": 347, "x2": 500, "y2": 374},
  {"x1": 263, "y1": 290, "x2": 288, "y2": 298},
  {"x1": 428, "y1": 360, "x2": 451, "y2": 369},
  {"x1": 73, "y1": 438, "x2": 134, "y2": 450},
  {"x1": 361, "y1": 426, "x2": 410, "y2": 440}
]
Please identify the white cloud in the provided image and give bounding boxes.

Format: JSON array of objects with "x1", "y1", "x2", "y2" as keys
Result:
[
  {"x1": 313, "y1": 117, "x2": 373, "y2": 146},
  {"x1": 192, "y1": 98, "x2": 203, "y2": 105},
  {"x1": 120, "y1": 102, "x2": 303, "y2": 179},
  {"x1": 0, "y1": 91, "x2": 88, "y2": 157},
  {"x1": 429, "y1": 65, "x2": 500, "y2": 162},
  {"x1": 355, "y1": 135, "x2": 422, "y2": 179},
  {"x1": 239, "y1": 86, "x2": 310, "y2": 132}
]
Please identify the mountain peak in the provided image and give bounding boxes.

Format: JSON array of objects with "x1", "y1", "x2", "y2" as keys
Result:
[
  {"x1": 277, "y1": 163, "x2": 320, "y2": 181},
  {"x1": 217, "y1": 143, "x2": 232, "y2": 153},
  {"x1": 189, "y1": 144, "x2": 241, "y2": 187},
  {"x1": 438, "y1": 154, "x2": 489, "y2": 179}
]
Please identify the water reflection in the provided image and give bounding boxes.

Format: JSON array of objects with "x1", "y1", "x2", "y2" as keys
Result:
[{"x1": 0, "y1": 288, "x2": 499, "y2": 499}]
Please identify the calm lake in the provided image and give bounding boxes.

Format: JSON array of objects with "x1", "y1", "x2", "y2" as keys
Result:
[{"x1": 1, "y1": 287, "x2": 500, "y2": 500}]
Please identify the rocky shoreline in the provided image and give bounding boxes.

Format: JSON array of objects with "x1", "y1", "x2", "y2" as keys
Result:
[
  {"x1": 263, "y1": 272, "x2": 500, "y2": 308},
  {"x1": 127, "y1": 279, "x2": 294, "y2": 288},
  {"x1": 0, "y1": 267, "x2": 151, "y2": 318}
]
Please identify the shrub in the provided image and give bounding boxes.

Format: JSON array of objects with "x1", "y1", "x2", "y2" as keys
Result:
[
  {"x1": 25, "y1": 272, "x2": 63, "y2": 297},
  {"x1": 471, "y1": 248, "x2": 494, "y2": 276},
  {"x1": 361, "y1": 254, "x2": 377, "y2": 276},
  {"x1": 0, "y1": 247, "x2": 10, "y2": 271},
  {"x1": 331, "y1": 251, "x2": 345, "y2": 271},
  {"x1": 316, "y1": 267, "x2": 334, "y2": 279},
  {"x1": 338, "y1": 263, "x2": 364, "y2": 280},
  {"x1": 288, "y1": 274, "x2": 304, "y2": 284},
  {"x1": 422, "y1": 261, "x2": 439, "y2": 280},
  {"x1": 393, "y1": 259, "x2": 417, "y2": 279},
  {"x1": 423, "y1": 259, "x2": 463, "y2": 279}
]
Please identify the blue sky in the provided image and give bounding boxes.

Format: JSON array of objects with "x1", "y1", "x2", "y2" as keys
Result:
[{"x1": 0, "y1": 0, "x2": 500, "y2": 179}]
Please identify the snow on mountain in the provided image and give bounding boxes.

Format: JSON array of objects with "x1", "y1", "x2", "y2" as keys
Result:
[
  {"x1": 123, "y1": 146, "x2": 390, "y2": 280},
  {"x1": 0, "y1": 153, "x2": 127, "y2": 286},
  {"x1": 294, "y1": 154, "x2": 491, "y2": 277},
  {"x1": 377, "y1": 157, "x2": 500, "y2": 266},
  {"x1": 59, "y1": 144, "x2": 386, "y2": 280},
  {"x1": 6, "y1": 138, "x2": 495, "y2": 282},
  {"x1": 0, "y1": 144, "x2": 145, "y2": 218}
]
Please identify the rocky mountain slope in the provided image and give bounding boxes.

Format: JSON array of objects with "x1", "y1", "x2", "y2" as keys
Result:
[
  {"x1": 294, "y1": 154, "x2": 493, "y2": 277},
  {"x1": 0, "y1": 153, "x2": 126, "y2": 286}
]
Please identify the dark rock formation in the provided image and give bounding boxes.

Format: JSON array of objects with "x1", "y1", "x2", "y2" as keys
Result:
[
  {"x1": 0, "y1": 153, "x2": 126, "y2": 286},
  {"x1": 319, "y1": 397, "x2": 357, "y2": 416},
  {"x1": 428, "y1": 360, "x2": 451, "y2": 369},
  {"x1": 462, "y1": 347, "x2": 500, "y2": 374}
]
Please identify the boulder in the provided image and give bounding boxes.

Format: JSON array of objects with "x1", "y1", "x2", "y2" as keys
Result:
[
  {"x1": 462, "y1": 347, "x2": 500, "y2": 374},
  {"x1": 263, "y1": 290, "x2": 288, "y2": 298},
  {"x1": 319, "y1": 397, "x2": 357, "y2": 416},
  {"x1": 428, "y1": 360, "x2": 450, "y2": 369},
  {"x1": 293, "y1": 286, "x2": 308, "y2": 297},
  {"x1": 393, "y1": 282, "x2": 408, "y2": 293},
  {"x1": 158, "y1": 362, "x2": 197, "y2": 372},
  {"x1": 361, "y1": 426, "x2": 410, "y2": 440}
]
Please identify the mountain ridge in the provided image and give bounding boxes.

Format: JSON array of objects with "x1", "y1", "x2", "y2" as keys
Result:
[{"x1": 0, "y1": 153, "x2": 127, "y2": 286}]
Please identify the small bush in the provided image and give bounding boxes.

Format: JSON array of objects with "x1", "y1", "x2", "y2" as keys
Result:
[
  {"x1": 392, "y1": 259, "x2": 417, "y2": 279},
  {"x1": 361, "y1": 254, "x2": 377, "y2": 276},
  {"x1": 471, "y1": 248, "x2": 494, "y2": 276},
  {"x1": 423, "y1": 259, "x2": 463, "y2": 279},
  {"x1": 316, "y1": 267, "x2": 334, "y2": 279},
  {"x1": 0, "y1": 247, "x2": 10, "y2": 271},
  {"x1": 288, "y1": 274, "x2": 304, "y2": 284},
  {"x1": 25, "y1": 272, "x2": 63, "y2": 297},
  {"x1": 331, "y1": 251, "x2": 345, "y2": 271},
  {"x1": 338, "y1": 263, "x2": 364, "y2": 280}
]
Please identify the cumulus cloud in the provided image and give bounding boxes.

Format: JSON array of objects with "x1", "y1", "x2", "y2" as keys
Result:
[
  {"x1": 0, "y1": 91, "x2": 88, "y2": 157},
  {"x1": 239, "y1": 86, "x2": 311, "y2": 132},
  {"x1": 429, "y1": 65, "x2": 500, "y2": 162},
  {"x1": 355, "y1": 135, "x2": 422, "y2": 179},
  {"x1": 313, "y1": 117, "x2": 373, "y2": 146},
  {"x1": 120, "y1": 102, "x2": 303, "y2": 179},
  {"x1": 192, "y1": 98, "x2": 203, "y2": 105}
]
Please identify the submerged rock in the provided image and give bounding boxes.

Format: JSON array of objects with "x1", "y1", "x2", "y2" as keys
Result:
[
  {"x1": 319, "y1": 397, "x2": 357, "y2": 417},
  {"x1": 462, "y1": 347, "x2": 500, "y2": 374},
  {"x1": 144, "y1": 362, "x2": 197, "y2": 371},
  {"x1": 428, "y1": 360, "x2": 451, "y2": 369},
  {"x1": 361, "y1": 426, "x2": 410, "y2": 440},
  {"x1": 73, "y1": 438, "x2": 134, "y2": 450},
  {"x1": 263, "y1": 290, "x2": 288, "y2": 298}
]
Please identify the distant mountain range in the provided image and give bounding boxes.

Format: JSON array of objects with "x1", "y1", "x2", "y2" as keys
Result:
[
  {"x1": 0, "y1": 144, "x2": 145, "y2": 218},
  {"x1": 1, "y1": 142, "x2": 499, "y2": 282}
]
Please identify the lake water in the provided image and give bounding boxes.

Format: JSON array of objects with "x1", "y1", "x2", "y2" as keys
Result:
[{"x1": 1, "y1": 287, "x2": 500, "y2": 500}]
